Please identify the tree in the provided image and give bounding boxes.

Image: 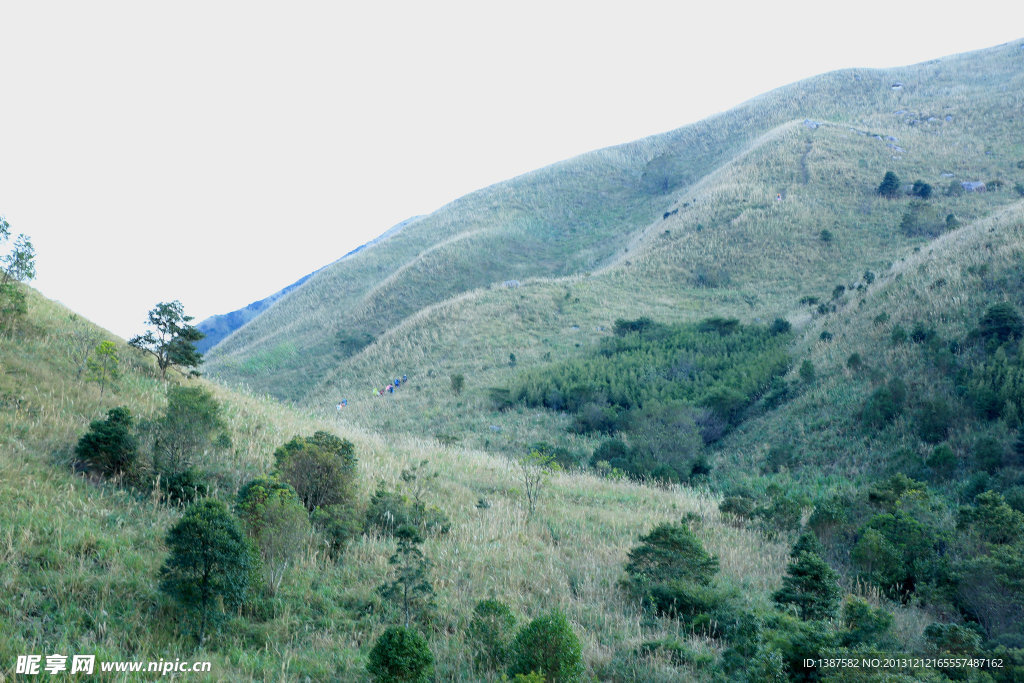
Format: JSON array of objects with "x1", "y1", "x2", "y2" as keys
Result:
[
  {"x1": 129, "y1": 301, "x2": 204, "y2": 380},
  {"x1": 773, "y1": 540, "x2": 841, "y2": 620},
  {"x1": 236, "y1": 476, "x2": 310, "y2": 594},
  {"x1": 877, "y1": 171, "x2": 901, "y2": 198},
  {"x1": 158, "y1": 499, "x2": 255, "y2": 643},
  {"x1": 509, "y1": 609, "x2": 584, "y2": 682},
  {"x1": 0, "y1": 216, "x2": 36, "y2": 332},
  {"x1": 516, "y1": 449, "x2": 557, "y2": 519},
  {"x1": 85, "y1": 340, "x2": 120, "y2": 396},
  {"x1": 152, "y1": 385, "x2": 227, "y2": 478},
  {"x1": 75, "y1": 406, "x2": 138, "y2": 477},
  {"x1": 378, "y1": 524, "x2": 435, "y2": 628},
  {"x1": 366, "y1": 626, "x2": 434, "y2": 683},
  {"x1": 274, "y1": 431, "x2": 358, "y2": 512},
  {"x1": 469, "y1": 599, "x2": 517, "y2": 673}
]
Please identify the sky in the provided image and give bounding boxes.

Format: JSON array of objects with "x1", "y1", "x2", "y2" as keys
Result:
[{"x1": 1, "y1": 1, "x2": 1022, "y2": 339}]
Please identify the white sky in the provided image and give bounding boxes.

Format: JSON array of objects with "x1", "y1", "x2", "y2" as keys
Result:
[{"x1": 1, "y1": 1, "x2": 1022, "y2": 339}]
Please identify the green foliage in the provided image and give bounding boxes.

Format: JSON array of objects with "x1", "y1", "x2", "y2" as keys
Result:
[
  {"x1": 274, "y1": 431, "x2": 357, "y2": 512},
  {"x1": 846, "y1": 352, "x2": 862, "y2": 371},
  {"x1": 917, "y1": 397, "x2": 953, "y2": 443},
  {"x1": 978, "y1": 303, "x2": 1024, "y2": 344},
  {"x1": 128, "y1": 300, "x2": 204, "y2": 380},
  {"x1": 236, "y1": 476, "x2": 310, "y2": 593},
  {"x1": 365, "y1": 484, "x2": 451, "y2": 537},
  {"x1": 516, "y1": 449, "x2": 558, "y2": 518},
  {"x1": 770, "y1": 318, "x2": 792, "y2": 335},
  {"x1": 912, "y1": 179, "x2": 933, "y2": 199},
  {"x1": 378, "y1": 524, "x2": 435, "y2": 628},
  {"x1": 0, "y1": 216, "x2": 36, "y2": 333},
  {"x1": 163, "y1": 467, "x2": 209, "y2": 505},
  {"x1": 772, "y1": 540, "x2": 840, "y2": 620},
  {"x1": 85, "y1": 340, "x2": 120, "y2": 396},
  {"x1": 955, "y1": 543, "x2": 1024, "y2": 639},
  {"x1": 468, "y1": 599, "x2": 517, "y2": 673},
  {"x1": 957, "y1": 490, "x2": 1024, "y2": 546},
  {"x1": 819, "y1": 229, "x2": 833, "y2": 243},
  {"x1": 798, "y1": 360, "x2": 814, "y2": 383},
  {"x1": 311, "y1": 504, "x2": 363, "y2": 559},
  {"x1": 152, "y1": 385, "x2": 227, "y2": 478},
  {"x1": 158, "y1": 499, "x2": 254, "y2": 643},
  {"x1": 924, "y1": 622, "x2": 982, "y2": 654},
  {"x1": 839, "y1": 596, "x2": 895, "y2": 648},
  {"x1": 366, "y1": 626, "x2": 434, "y2": 683},
  {"x1": 877, "y1": 171, "x2": 901, "y2": 198},
  {"x1": 509, "y1": 609, "x2": 584, "y2": 682},
  {"x1": 861, "y1": 378, "x2": 906, "y2": 428},
  {"x1": 74, "y1": 406, "x2": 137, "y2": 477},
  {"x1": 510, "y1": 319, "x2": 790, "y2": 446},
  {"x1": 450, "y1": 373, "x2": 465, "y2": 395},
  {"x1": 623, "y1": 520, "x2": 721, "y2": 620},
  {"x1": 926, "y1": 443, "x2": 956, "y2": 477}
]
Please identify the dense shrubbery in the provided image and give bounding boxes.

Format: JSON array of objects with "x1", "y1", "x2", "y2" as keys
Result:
[
  {"x1": 367, "y1": 626, "x2": 434, "y2": 683},
  {"x1": 509, "y1": 318, "x2": 789, "y2": 481},
  {"x1": 509, "y1": 609, "x2": 583, "y2": 682},
  {"x1": 75, "y1": 406, "x2": 138, "y2": 477}
]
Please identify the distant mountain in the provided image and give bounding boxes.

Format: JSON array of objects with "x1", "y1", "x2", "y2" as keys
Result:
[{"x1": 194, "y1": 216, "x2": 421, "y2": 354}]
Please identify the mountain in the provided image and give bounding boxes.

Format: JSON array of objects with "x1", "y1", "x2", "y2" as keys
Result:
[
  {"x1": 206, "y1": 40, "x2": 1024, "y2": 428},
  {"x1": 193, "y1": 216, "x2": 421, "y2": 354}
]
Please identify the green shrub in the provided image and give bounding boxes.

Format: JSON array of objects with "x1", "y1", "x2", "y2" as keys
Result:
[
  {"x1": 365, "y1": 484, "x2": 450, "y2": 537},
  {"x1": 770, "y1": 318, "x2": 791, "y2": 335},
  {"x1": 927, "y1": 444, "x2": 956, "y2": 477},
  {"x1": 153, "y1": 385, "x2": 227, "y2": 477},
  {"x1": 917, "y1": 398, "x2": 953, "y2": 443},
  {"x1": 912, "y1": 180, "x2": 933, "y2": 199},
  {"x1": 846, "y1": 353, "x2": 862, "y2": 370},
  {"x1": 877, "y1": 171, "x2": 901, "y2": 198},
  {"x1": 720, "y1": 494, "x2": 756, "y2": 520},
  {"x1": 978, "y1": 303, "x2": 1024, "y2": 343},
  {"x1": 366, "y1": 626, "x2": 434, "y2": 683},
  {"x1": 509, "y1": 609, "x2": 583, "y2": 682},
  {"x1": 274, "y1": 431, "x2": 357, "y2": 512},
  {"x1": 840, "y1": 596, "x2": 895, "y2": 648},
  {"x1": 450, "y1": 373, "x2": 465, "y2": 395},
  {"x1": 158, "y1": 499, "x2": 255, "y2": 643},
  {"x1": 974, "y1": 436, "x2": 1005, "y2": 474},
  {"x1": 311, "y1": 504, "x2": 363, "y2": 559},
  {"x1": 798, "y1": 360, "x2": 815, "y2": 383},
  {"x1": 163, "y1": 467, "x2": 209, "y2": 505},
  {"x1": 236, "y1": 476, "x2": 310, "y2": 593},
  {"x1": 862, "y1": 378, "x2": 906, "y2": 429},
  {"x1": 773, "y1": 540, "x2": 840, "y2": 621},
  {"x1": 75, "y1": 406, "x2": 137, "y2": 477},
  {"x1": 468, "y1": 599, "x2": 517, "y2": 673},
  {"x1": 891, "y1": 325, "x2": 907, "y2": 344},
  {"x1": 924, "y1": 622, "x2": 982, "y2": 654}
]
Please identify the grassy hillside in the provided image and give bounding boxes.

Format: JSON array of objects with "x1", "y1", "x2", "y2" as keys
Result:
[
  {"x1": 206, "y1": 40, "x2": 1024, "y2": 409},
  {"x1": 1, "y1": 286, "x2": 809, "y2": 681}
]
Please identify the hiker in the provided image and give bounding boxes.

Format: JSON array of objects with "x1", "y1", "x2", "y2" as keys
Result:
[
  {"x1": 776, "y1": 193, "x2": 783, "y2": 202},
  {"x1": 402, "y1": 374, "x2": 407, "y2": 383}
]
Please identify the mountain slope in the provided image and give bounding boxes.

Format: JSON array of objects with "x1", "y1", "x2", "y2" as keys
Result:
[
  {"x1": 2, "y1": 286, "x2": 798, "y2": 680},
  {"x1": 206, "y1": 40, "x2": 1024, "y2": 411},
  {"x1": 194, "y1": 216, "x2": 419, "y2": 354}
]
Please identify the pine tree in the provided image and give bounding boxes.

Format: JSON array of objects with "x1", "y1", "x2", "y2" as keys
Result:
[
  {"x1": 773, "y1": 543, "x2": 841, "y2": 621},
  {"x1": 378, "y1": 524, "x2": 435, "y2": 628},
  {"x1": 129, "y1": 300, "x2": 204, "y2": 380}
]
